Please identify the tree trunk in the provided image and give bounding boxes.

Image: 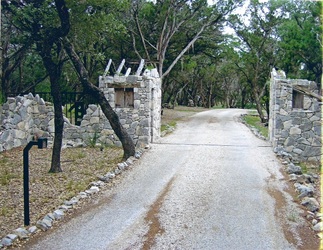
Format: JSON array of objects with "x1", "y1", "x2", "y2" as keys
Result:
[
  {"x1": 241, "y1": 88, "x2": 246, "y2": 109},
  {"x1": 38, "y1": 43, "x2": 64, "y2": 173},
  {"x1": 62, "y1": 38, "x2": 135, "y2": 160},
  {"x1": 253, "y1": 90, "x2": 266, "y2": 123},
  {"x1": 208, "y1": 86, "x2": 212, "y2": 109},
  {"x1": 53, "y1": 0, "x2": 134, "y2": 159},
  {"x1": 49, "y1": 77, "x2": 64, "y2": 173}
]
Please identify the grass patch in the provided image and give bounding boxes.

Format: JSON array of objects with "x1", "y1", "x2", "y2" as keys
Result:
[
  {"x1": 76, "y1": 151, "x2": 86, "y2": 159},
  {"x1": 1, "y1": 206, "x2": 12, "y2": 216},
  {"x1": 287, "y1": 212, "x2": 298, "y2": 222},
  {"x1": 86, "y1": 131, "x2": 100, "y2": 148},
  {"x1": 0, "y1": 167, "x2": 18, "y2": 186},
  {"x1": 172, "y1": 106, "x2": 209, "y2": 112},
  {"x1": 66, "y1": 180, "x2": 88, "y2": 194},
  {"x1": 161, "y1": 121, "x2": 177, "y2": 132},
  {"x1": 298, "y1": 161, "x2": 321, "y2": 175},
  {"x1": 243, "y1": 114, "x2": 268, "y2": 138},
  {"x1": 299, "y1": 162, "x2": 308, "y2": 174}
]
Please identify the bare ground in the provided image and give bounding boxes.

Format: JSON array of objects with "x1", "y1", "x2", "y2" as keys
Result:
[{"x1": 0, "y1": 146, "x2": 123, "y2": 241}]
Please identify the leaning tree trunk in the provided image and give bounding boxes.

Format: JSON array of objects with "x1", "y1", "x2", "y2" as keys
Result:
[
  {"x1": 62, "y1": 38, "x2": 135, "y2": 160},
  {"x1": 88, "y1": 89, "x2": 135, "y2": 159}
]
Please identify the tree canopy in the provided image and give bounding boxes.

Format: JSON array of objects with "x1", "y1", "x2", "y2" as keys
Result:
[{"x1": 1, "y1": 0, "x2": 321, "y2": 115}]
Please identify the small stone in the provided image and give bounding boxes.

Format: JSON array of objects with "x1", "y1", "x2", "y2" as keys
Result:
[
  {"x1": 126, "y1": 158, "x2": 134, "y2": 166},
  {"x1": 90, "y1": 180, "x2": 104, "y2": 187},
  {"x1": 135, "y1": 152, "x2": 141, "y2": 159},
  {"x1": 14, "y1": 228, "x2": 29, "y2": 239},
  {"x1": 114, "y1": 168, "x2": 122, "y2": 175},
  {"x1": 44, "y1": 213, "x2": 55, "y2": 221},
  {"x1": 85, "y1": 186, "x2": 99, "y2": 194},
  {"x1": 312, "y1": 219, "x2": 318, "y2": 225},
  {"x1": 42, "y1": 218, "x2": 52, "y2": 228},
  {"x1": 77, "y1": 192, "x2": 88, "y2": 199},
  {"x1": 59, "y1": 205, "x2": 72, "y2": 211},
  {"x1": 303, "y1": 174, "x2": 315, "y2": 183},
  {"x1": 313, "y1": 222, "x2": 323, "y2": 231},
  {"x1": 6, "y1": 234, "x2": 18, "y2": 241},
  {"x1": 27, "y1": 93, "x2": 34, "y2": 99},
  {"x1": 1, "y1": 237, "x2": 12, "y2": 246},
  {"x1": 282, "y1": 151, "x2": 291, "y2": 157},
  {"x1": 98, "y1": 175, "x2": 108, "y2": 182},
  {"x1": 64, "y1": 197, "x2": 79, "y2": 206},
  {"x1": 90, "y1": 186, "x2": 99, "y2": 193},
  {"x1": 105, "y1": 172, "x2": 115, "y2": 179},
  {"x1": 287, "y1": 163, "x2": 302, "y2": 175},
  {"x1": 301, "y1": 197, "x2": 320, "y2": 212},
  {"x1": 118, "y1": 162, "x2": 126, "y2": 171},
  {"x1": 294, "y1": 183, "x2": 314, "y2": 198},
  {"x1": 53, "y1": 209, "x2": 65, "y2": 220},
  {"x1": 36, "y1": 220, "x2": 49, "y2": 231},
  {"x1": 28, "y1": 226, "x2": 38, "y2": 234},
  {"x1": 289, "y1": 174, "x2": 297, "y2": 181},
  {"x1": 124, "y1": 162, "x2": 130, "y2": 169}
]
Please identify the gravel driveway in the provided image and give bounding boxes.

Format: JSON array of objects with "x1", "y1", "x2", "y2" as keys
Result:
[{"x1": 25, "y1": 109, "x2": 299, "y2": 250}]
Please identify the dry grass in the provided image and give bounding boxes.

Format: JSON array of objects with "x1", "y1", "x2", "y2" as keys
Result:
[{"x1": 0, "y1": 146, "x2": 123, "y2": 239}]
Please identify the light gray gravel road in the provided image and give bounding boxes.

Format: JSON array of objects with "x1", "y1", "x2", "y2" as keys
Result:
[{"x1": 26, "y1": 109, "x2": 299, "y2": 250}]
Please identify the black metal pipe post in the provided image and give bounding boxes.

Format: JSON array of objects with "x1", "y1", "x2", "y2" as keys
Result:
[{"x1": 23, "y1": 141, "x2": 38, "y2": 226}]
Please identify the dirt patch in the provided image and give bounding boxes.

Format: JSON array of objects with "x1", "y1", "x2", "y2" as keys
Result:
[
  {"x1": 142, "y1": 176, "x2": 175, "y2": 250},
  {"x1": 267, "y1": 168, "x2": 320, "y2": 250},
  {"x1": 284, "y1": 177, "x2": 321, "y2": 250}
]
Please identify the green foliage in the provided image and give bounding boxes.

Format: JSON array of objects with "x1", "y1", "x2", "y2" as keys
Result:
[
  {"x1": 276, "y1": 0, "x2": 322, "y2": 83},
  {"x1": 1, "y1": 206, "x2": 12, "y2": 216},
  {"x1": 161, "y1": 121, "x2": 177, "y2": 133},
  {"x1": 66, "y1": 0, "x2": 130, "y2": 79},
  {"x1": 0, "y1": 167, "x2": 18, "y2": 186},
  {"x1": 87, "y1": 131, "x2": 100, "y2": 148},
  {"x1": 243, "y1": 114, "x2": 268, "y2": 138},
  {"x1": 2, "y1": 0, "x2": 321, "y2": 115},
  {"x1": 298, "y1": 162, "x2": 308, "y2": 174},
  {"x1": 66, "y1": 179, "x2": 88, "y2": 194}
]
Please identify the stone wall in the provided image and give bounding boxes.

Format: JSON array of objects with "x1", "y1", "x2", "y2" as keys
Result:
[
  {"x1": 64, "y1": 71, "x2": 161, "y2": 148},
  {"x1": 0, "y1": 68, "x2": 162, "y2": 151},
  {"x1": 269, "y1": 69, "x2": 322, "y2": 162},
  {"x1": 0, "y1": 93, "x2": 54, "y2": 151}
]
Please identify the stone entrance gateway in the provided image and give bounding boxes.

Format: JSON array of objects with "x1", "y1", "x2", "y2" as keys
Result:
[
  {"x1": 63, "y1": 59, "x2": 162, "y2": 148},
  {"x1": 268, "y1": 69, "x2": 321, "y2": 162},
  {"x1": 0, "y1": 60, "x2": 162, "y2": 151}
]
